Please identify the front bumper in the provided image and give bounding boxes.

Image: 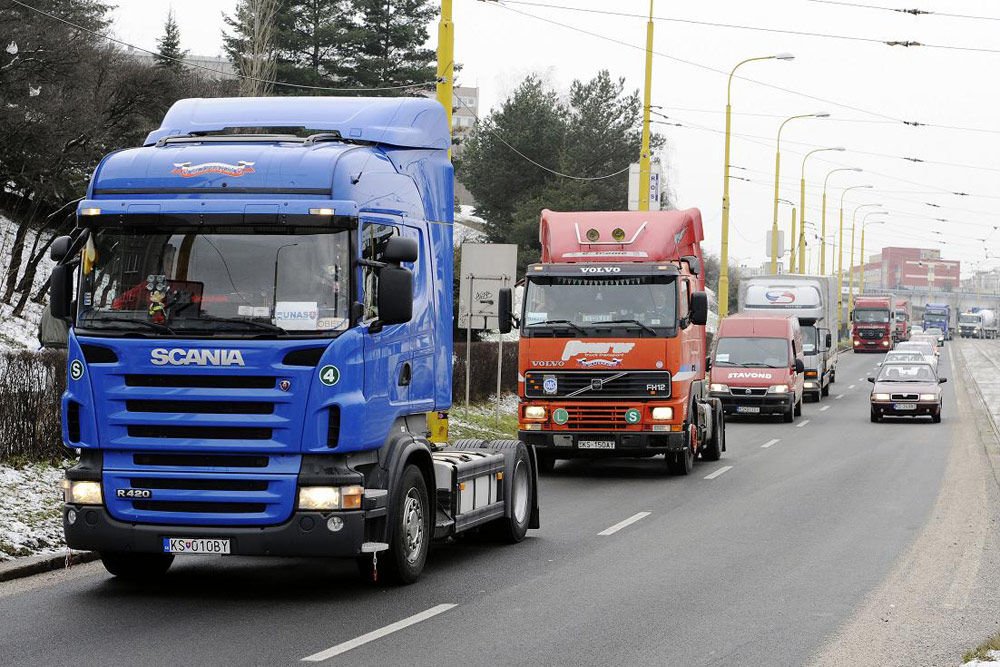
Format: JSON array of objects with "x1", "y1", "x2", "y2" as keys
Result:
[
  {"x1": 712, "y1": 393, "x2": 792, "y2": 416},
  {"x1": 64, "y1": 505, "x2": 367, "y2": 557},
  {"x1": 871, "y1": 401, "x2": 940, "y2": 418},
  {"x1": 518, "y1": 429, "x2": 687, "y2": 457},
  {"x1": 853, "y1": 339, "x2": 891, "y2": 352}
]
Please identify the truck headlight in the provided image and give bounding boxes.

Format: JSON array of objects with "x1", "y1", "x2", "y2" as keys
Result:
[
  {"x1": 651, "y1": 407, "x2": 674, "y2": 421},
  {"x1": 524, "y1": 406, "x2": 547, "y2": 420},
  {"x1": 298, "y1": 485, "x2": 366, "y2": 511},
  {"x1": 882, "y1": 341, "x2": 890, "y2": 347},
  {"x1": 872, "y1": 393, "x2": 890, "y2": 401},
  {"x1": 62, "y1": 479, "x2": 103, "y2": 505},
  {"x1": 709, "y1": 383, "x2": 729, "y2": 393},
  {"x1": 853, "y1": 340, "x2": 861, "y2": 346},
  {"x1": 767, "y1": 385, "x2": 789, "y2": 394},
  {"x1": 919, "y1": 394, "x2": 937, "y2": 401}
]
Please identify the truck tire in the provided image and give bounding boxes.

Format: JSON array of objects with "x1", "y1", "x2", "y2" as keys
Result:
[
  {"x1": 99, "y1": 552, "x2": 173, "y2": 580},
  {"x1": 373, "y1": 464, "x2": 431, "y2": 585},
  {"x1": 667, "y1": 447, "x2": 694, "y2": 475},
  {"x1": 701, "y1": 406, "x2": 724, "y2": 461},
  {"x1": 484, "y1": 442, "x2": 533, "y2": 543}
]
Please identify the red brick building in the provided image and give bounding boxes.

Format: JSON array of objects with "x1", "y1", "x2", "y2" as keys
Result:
[{"x1": 853, "y1": 247, "x2": 961, "y2": 291}]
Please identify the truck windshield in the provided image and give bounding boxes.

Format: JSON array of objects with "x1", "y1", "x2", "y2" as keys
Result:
[
  {"x1": 802, "y1": 326, "x2": 818, "y2": 354},
  {"x1": 854, "y1": 309, "x2": 890, "y2": 324},
  {"x1": 77, "y1": 224, "x2": 351, "y2": 337},
  {"x1": 960, "y1": 315, "x2": 979, "y2": 324},
  {"x1": 714, "y1": 337, "x2": 789, "y2": 368},
  {"x1": 522, "y1": 275, "x2": 676, "y2": 336}
]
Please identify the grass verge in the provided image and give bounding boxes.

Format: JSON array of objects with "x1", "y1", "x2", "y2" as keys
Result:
[{"x1": 963, "y1": 633, "x2": 1000, "y2": 664}]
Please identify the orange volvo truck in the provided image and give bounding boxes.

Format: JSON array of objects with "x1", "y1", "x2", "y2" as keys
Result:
[{"x1": 517, "y1": 209, "x2": 725, "y2": 475}]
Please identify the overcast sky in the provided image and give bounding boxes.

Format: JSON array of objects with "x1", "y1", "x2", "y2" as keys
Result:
[{"x1": 110, "y1": 0, "x2": 999, "y2": 275}]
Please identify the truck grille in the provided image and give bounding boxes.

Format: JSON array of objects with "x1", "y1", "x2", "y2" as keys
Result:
[
  {"x1": 524, "y1": 371, "x2": 671, "y2": 399},
  {"x1": 562, "y1": 406, "x2": 632, "y2": 429},
  {"x1": 124, "y1": 374, "x2": 276, "y2": 389},
  {"x1": 858, "y1": 328, "x2": 885, "y2": 339}
]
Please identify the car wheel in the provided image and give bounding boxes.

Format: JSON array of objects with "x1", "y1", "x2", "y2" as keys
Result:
[
  {"x1": 932, "y1": 407, "x2": 942, "y2": 424},
  {"x1": 870, "y1": 407, "x2": 880, "y2": 423}
]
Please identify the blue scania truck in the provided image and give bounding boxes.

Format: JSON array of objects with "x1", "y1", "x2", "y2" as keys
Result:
[{"x1": 51, "y1": 97, "x2": 538, "y2": 583}]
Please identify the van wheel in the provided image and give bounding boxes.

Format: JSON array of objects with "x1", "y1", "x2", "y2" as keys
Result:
[
  {"x1": 794, "y1": 397, "x2": 802, "y2": 417},
  {"x1": 821, "y1": 382, "x2": 830, "y2": 397},
  {"x1": 783, "y1": 401, "x2": 795, "y2": 423}
]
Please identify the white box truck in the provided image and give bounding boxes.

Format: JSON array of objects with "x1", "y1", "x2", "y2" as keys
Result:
[{"x1": 738, "y1": 275, "x2": 839, "y2": 402}]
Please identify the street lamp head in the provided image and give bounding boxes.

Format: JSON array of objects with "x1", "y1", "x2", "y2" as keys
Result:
[
  {"x1": 831, "y1": 147, "x2": 846, "y2": 152},
  {"x1": 774, "y1": 52, "x2": 795, "y2": 61},
  {"x1": 850, "y1": 168, "x2": 863, "y2": 172},
  {"x1": 814, "y1": 112, "x2": 831, "y2": 118}
]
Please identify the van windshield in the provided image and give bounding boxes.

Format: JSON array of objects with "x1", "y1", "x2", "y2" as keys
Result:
[{"x1": 714, "y1": 337, "x2": 789, "y2": 368}]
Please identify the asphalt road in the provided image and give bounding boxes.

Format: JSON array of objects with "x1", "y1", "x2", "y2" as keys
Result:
[{"x1": 0, "y1": 346, "x2": 982, "y2": 666}]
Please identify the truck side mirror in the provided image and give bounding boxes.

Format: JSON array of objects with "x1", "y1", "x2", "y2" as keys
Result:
[
  {"x1": 690, "y1": 291, "x2": 708, "y2": 326},
  {"x1": 49, "y1": 264, "x2": 74, "y2": 321},
  {"x1": 497, "y1": 287, "x2": 513, "y2": 334},
  {"x1": 383, "y1": 236, "x2": 418, "y2": 264},
  {"x1": 794, "y1": 358, "x2": 805, "y2": 374},
  {"x1": 50, "y1": 235, "x2": 73, "y2": 262},
  {"x1": 375, "y1": 266, "x2": 413, "y2": 326}
]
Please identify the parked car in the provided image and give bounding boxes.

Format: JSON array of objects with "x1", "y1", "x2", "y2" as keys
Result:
[{"x1": 868, "y1": 362, "x2": 946, "y2": 423}]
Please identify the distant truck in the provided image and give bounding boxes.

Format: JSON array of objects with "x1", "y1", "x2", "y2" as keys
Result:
[
  {"x1": 852, "y1": 296, "x2": 894, "y2": 352},
  {"x1": 923, "y1": 303, "x2": 952, "y2": 341},
  {"x1": 738, "y1": 275, "x2": 838, "y2": 401},
  {"x1": 958, "y1": 308, "x2": 997, "y2": 339},
  {"x1": 894, "y1": 298, "x2": 911, "y2": 343},
  {"x1": 708, "y1": 314, "x2": 805, "y2": 423},
  {"x1": 517, "y1": 209, "x2": 725, "y2": 476}
]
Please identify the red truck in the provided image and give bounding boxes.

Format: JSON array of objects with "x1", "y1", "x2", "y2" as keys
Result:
[
  {"x1": 894, "y1": 298, "x2": 911, "y2": 343},
  {"x1": 852, "y1": 295, "x2": 894, "y2": 352},
  {"x1": 517, "y1": 209, "x2": 725, "y2": 475}
]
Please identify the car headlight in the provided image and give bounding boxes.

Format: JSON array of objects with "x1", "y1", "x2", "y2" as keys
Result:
[
  {"x1": 767, "y1": 385, "x2": 789, "y2": 394},
  {"x1": 651, "y1": 407, "x2": 674, "y2": 421},
  {"x1": 709, "y1": 383, "x2": 729, "y2": 393},
  {"x1": 872, "y1": 393, "x2": 891, "y2": 401},
  {"x1": 524, "y1": 405, "x2": 547, "y2": 420},
  {"x1": 919, "y1": 393, "x2": 937, "y2": 401},
  {"x1": 62, "y1": 479, "x2": 103, "y2": 505}
]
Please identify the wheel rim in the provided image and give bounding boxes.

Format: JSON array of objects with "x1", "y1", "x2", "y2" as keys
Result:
[
  {"x1": 511, "y1": 460, "x2": 530, "y2": 524},
  {"x1": 402, "y1": 488, "x2": 425, "y2": 564}
]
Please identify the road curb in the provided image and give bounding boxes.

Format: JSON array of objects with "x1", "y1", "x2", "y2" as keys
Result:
[{"x1": 0, "y1": 551, "x2": 98, "y2": 583}]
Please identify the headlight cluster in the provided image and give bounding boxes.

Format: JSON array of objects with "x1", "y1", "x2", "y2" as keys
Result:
[
  {"x1": 767, "y1": 385, "x2": 789, "y2": 394},
  {"x1": 62, "y1": 480, "x2": 103, "y2": 505},
  {"x1": 651, "y1": 407, "x2": 674, "y2": 421},
  {"x1": 523, "y1": 406, "x2": 547, "y2": 420},
  {"x1": 298, "y1": 485, "x2": 364, "y2": 511},
  {"x1": 709, "y1": 383, "x2": 729, "y2": 393},
  {"x1": 919, "y1": 393, "x2": 938, "y2": 401},
  {"x1": 872, "y1": 393, "x2": 891, "y2": 401}
]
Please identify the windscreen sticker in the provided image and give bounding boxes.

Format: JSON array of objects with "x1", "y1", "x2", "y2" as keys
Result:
[
  {"x1": 716, "y1": 353, "x2": 730, "y2": 362},
  {"x1": 526, "y1": 312, "x2": 548, "y2": 325},
  {"x1": 237, "y1": 305, "x2": 271, "y2": 318},
  {"x1": 275, "y1": 301, "x2": 319, "y2": 330}
]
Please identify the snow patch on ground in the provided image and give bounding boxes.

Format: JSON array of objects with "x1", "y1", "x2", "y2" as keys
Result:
[
  {"x1": 0, "y1": 463, "x2": 66, "y2": 561},
  {"x1": 965, "y1": 650, "x2": 1000, "y2": 665},
  {"x1": 0, "y1": 214, "x2": 54, "y2": 351}
]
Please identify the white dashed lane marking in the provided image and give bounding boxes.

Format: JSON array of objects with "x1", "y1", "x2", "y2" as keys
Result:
[
  {"x1": 301, "y1": 604, "x2": 458, "y2": 662},
  {"x1": 820, "y1": 405, "x2": 830, "y2": 412},
  {"x1": 704, "y1": 466, "x2": 733, "y2": 480},
  {"x1": 598, "y1": 512, "x2": 651, "y2": 536},
  {"x1": 761, "y1": 438, "x2": 780, "y2": 448},
  {"x1": 796, "y1": 419, "x2": 811, "y2": 428}
]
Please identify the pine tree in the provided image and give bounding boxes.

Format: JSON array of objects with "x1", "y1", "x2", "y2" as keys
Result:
[
  {"x1": 155, "y1": 10, "x2": 188, "y2": 71},
  {"x1": 347, "y1": 0, "x2": 438, "y2": 92}
]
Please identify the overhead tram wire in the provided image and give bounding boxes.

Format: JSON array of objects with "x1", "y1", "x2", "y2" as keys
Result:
[
  {"x1": 496, "y1": 0, "x2": 1000, "y2": 55},
  {"x1": 10, "y1": 0, "x2": 437, "y2": 93},
  {"x1": 487, "y1": 1, "x2": 1000, "y2": 137},
  {"x1": 806, "y1": 0, "x2": 1000, "y2": 23}
]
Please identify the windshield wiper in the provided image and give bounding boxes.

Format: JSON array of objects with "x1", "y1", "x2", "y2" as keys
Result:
[
  {"x1": 528, "y1": 319, "x2": 586, "y2": 334},
  {"x1": 743, "y1": 363, "x2": 783, "y2": 368},
  {"x1": 82, "y1": 317, "x2": 176, "y2": 335},
  {"x1": 189, "y1": 315, "x2": 287, "y2": 335},
  {"x1": 591, "y1": 319, "x2": 657, "y2": 335}
]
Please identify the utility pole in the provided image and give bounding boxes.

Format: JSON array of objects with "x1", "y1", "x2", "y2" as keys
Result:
[
  {"x1": 638, "y1": 0, "x2": 654, "y2": 211},
  {"x1": 436, "y1": 0, "x2": 454, "y2": 159}
]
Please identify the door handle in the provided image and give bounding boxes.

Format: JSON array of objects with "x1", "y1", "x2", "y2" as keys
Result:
[{"x1": 398, "y1": 362, "x2": 412, "y2": 387}]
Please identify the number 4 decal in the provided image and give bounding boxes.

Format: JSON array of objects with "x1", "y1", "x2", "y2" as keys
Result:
[{"x1": 319, "y1": 365, "x2": 341, "y2": 387}]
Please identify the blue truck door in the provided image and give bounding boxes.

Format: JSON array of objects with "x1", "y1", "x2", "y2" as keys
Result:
[
  {"x1": 360, "y1": 217, "x2": 412, "y2": 443},
  {"x1": 401, "y1": 222, "x2": 435, "y2": 414}
]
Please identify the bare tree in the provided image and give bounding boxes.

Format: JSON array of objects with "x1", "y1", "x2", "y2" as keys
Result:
[{"x1": 240, "y1": 0, "x2": 279, "y2": 97}]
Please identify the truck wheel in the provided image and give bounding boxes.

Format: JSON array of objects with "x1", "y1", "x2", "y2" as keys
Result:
[
  {"x1": 487, "y1": 445, "x2": 533, "y2": 543},
  {"x1": 377, "y1": 464, "x2": 431, "y2": 585},
  {"x1": 536, "y1": 452, "x2": 556, "y2": 474},
  {"x1": 667, "y1": 448, "x2": 694, "y2": 475},
  {"x1": 99, "y1": 552, "x2": 173, "y2": 580},
  {"x1": 701, "y1": 405, "x2": 724, "y2": 462}
]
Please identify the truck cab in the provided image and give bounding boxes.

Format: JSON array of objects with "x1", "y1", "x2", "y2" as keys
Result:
[
  {"x1": 922, "y1": 303, "x2": 951, "y2": 342},
  {"x1": 708, "y1": 315, "x2": 804, "y2": 423},
  {"x1": 894, "y1": 299, "x2": 911, "y2": 343},
  {"x1": 852, "y1": 296, "x2": 894, "y2": 352},
  {"x1": 517, "y1": 209, "x2": 724, "y2": 476},
  {"x1": 51, "y1": 97, "x2": 538, "y2": 583}
]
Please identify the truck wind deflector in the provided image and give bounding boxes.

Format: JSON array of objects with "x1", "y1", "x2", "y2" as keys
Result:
[{"x1": 575, "y1": 221, "x2": 647, "y2": 245}]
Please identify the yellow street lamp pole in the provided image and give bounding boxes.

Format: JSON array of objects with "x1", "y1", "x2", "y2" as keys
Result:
[
  {"x1": 798, "y1": 147, "x2": 844, "y2": 274},
  {"x1": 719, "y1": 52, "x2": 793, "y2": 317},
  {"x1": 436, "y1": 0, "x2": 454, "y2": 160},
  {"x1": 848, "y1": 203, "x2": 882, "y2": 316},
  {"x1": 822, "y1": 167, "x2": 862, "y2": 275},
  {"x1": 772, "y1": 112, "x2": 828, "y2": 275},
  {"x1": 859, "y1": 215, "x2": 887, "y2": 296},
  {"x1": 638, "y1": 0, "x2": 654, "y2": 212},
  {"x1": 836, "y1": 184, "x2": 872, "y2": 334}
]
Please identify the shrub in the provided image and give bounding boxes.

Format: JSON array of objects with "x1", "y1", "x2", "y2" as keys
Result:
[{"x1": 0, "y1": 350, "x2": 66, "y2": 463}]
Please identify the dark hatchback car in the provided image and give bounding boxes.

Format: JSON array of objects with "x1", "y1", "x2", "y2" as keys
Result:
[{"x1": 868, "y1": 362, "x2": 946, "y2": 423}]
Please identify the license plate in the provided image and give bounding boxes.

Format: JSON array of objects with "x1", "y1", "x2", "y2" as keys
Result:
[
  {"x1": 163, "y1": 538, "x2": 231, "y2": 555},
  {"x1": 578, "y1": 440, "x2": 615, "y2": 449},
  {"x1": 736, "y1": 406, "x2": 761, "y2": 414},
  {"x1": 893, "y1": 403, "x2": 917, "y2": 411}
]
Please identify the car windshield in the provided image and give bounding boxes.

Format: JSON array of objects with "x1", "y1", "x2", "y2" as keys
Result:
[
  {"x1": 714, "y1": 337, "x2": 789, "y2": 368},
  {"x1": 885, "y1": 352, "x2": 925, "y2": 363},
  {"x1": 523, "y1": 275, "x2": 677, "y2": 335},
  {"x1": 877, "y1": 364, "x2": 937, "y2": 382},
  {"x1": 77, "y1": 223, "x2": 352, "y2": 337},
  {"x1": 854, "y1": 309, "x2": 890, "y2": 323},
  {"x1": 898, "y1": 343, "x2": 933, "y2": 355}
]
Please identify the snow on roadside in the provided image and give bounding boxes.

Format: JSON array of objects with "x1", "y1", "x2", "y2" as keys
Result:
[
  {"x1": 0, "y1": 463, "x2": 66, "y2": 562},
  {"x1": 964, "y1": 651, "x2": 1000, "y2": 665},
  {"x1": 0, "y1": 214, "x2": 55, "y2": 351}
]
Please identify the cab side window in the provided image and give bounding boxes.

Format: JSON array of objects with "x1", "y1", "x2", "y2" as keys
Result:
[
  {"x1": 360, "y1": 223, "x2": 400, "y2": 321},
  {"x1": 678, "y1": 279, "x2": 690, "y2": 321}
]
